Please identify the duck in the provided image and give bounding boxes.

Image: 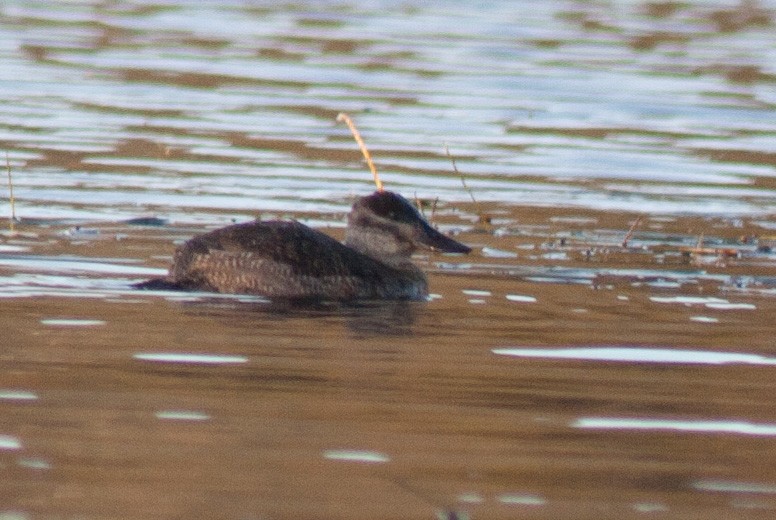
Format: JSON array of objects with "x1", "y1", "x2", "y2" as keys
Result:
[{"x1": 135, "y1": 190, "x2": 471, "y2": 301}]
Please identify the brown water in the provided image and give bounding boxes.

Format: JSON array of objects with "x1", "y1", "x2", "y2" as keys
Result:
[{"x1": 2, "y1": 1, "x2": 776, "y2": 519}]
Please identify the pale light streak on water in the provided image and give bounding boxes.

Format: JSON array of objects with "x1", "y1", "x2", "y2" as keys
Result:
[
  {"x1": 649, "y1": 295, "x2": 757, "y2": 309},
  {"x1": 39, "y1": 318, "x2": 106, "y2": 327},
  {"x1": 497, "y1": 493, "x2": 547, "y2": 506},
  {"x1": 573, "y1": 417, "x2": 776, "y2": 436},
  {"x1": 693, "y1": 479, "x2": 776, "y2": 495},
  {"x1": 17, "y1": 457, "x2": 51, "y2": 471},
  {"x1": 505, "y1": 294, "x2": 537, "y2": 303},
  {"x1": 492, "y1": 347, "x2": 776, "y2": 365},
  {"x1": 0, "y1": 435, "x2": 23, "y2": 450},
  {"x1": 0, "y1": 256, "x2": 165, "y2": 276},
  {"x1": 155, "y1": 410, "x2": 211, "y2": 421},
  {"x1": 133, "y1": 352, "x2": 249, "y2": 364},
  {"x1": 322, "y1": 449, "x2": 391, "y2": 464},
  {"x1": 0, "y1": 390, "x2": 38, "y2": 401}
]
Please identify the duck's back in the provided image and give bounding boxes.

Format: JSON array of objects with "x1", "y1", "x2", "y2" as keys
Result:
[{"x1": 164, "y1": 220, "x2": 427, "y2": 300}]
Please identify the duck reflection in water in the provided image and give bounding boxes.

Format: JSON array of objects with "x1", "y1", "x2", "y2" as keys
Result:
[
  {"x1": 135, "y1": 190, "x2": 471, "y2": 302},
  {"x1": 187, "y1": 298, "x2": 424, "y2": 337}
]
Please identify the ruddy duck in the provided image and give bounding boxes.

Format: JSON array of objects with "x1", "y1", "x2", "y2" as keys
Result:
[{"x1": 135, "y1": 190, "x2": 471, "y2": 300}]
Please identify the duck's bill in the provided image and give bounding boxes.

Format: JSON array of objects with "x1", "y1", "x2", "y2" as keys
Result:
[{"x1": 416, "y1": 221, "x2": 471, "y2": 254}]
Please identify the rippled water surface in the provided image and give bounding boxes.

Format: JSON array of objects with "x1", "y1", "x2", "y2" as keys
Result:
[{"x1": 1, "y1": 1, "x2": 776, "y2": 519}]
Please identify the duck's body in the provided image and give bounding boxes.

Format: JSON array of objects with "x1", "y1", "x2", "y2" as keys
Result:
[
  {"x1": 159, "y1": 219, "x2": 429, "y2": 300},
  {"x1": 136, "y1": 191, "x2": 470, "y2": 301}
]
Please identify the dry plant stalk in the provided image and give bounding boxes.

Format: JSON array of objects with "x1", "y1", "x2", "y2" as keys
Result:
[
  {"x1": 676, "y1": 231, "x2": 736, "y2": 262},
  {"x1": 6, "y1": 152, "x2": 16, "y2": 232},
  {"x1": 413, "y1": 192, "x2": 439, "y2": 223},
  {"x1": 446, "y1": 145, "x2": 476, "y2": 205},
  {"x1": 430, "y1": 196, "x2": 439, "y2": 222},
  {"x1": 446, "y1": 144, "x2": 490, "y2": 225},
  {"x1": 413, "y1": 192, "x2": 424, "y2": 217},
  {"x1": 336, "y1": 112, "x2": 383, "y2": 191},
  {"x1": 621, "y1": 215, "x2": 643, "y2": 248}
]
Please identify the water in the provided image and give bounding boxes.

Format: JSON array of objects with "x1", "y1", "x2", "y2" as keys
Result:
[{"x1": 1, "y1": 1, "x2": 776, "y2": 518}]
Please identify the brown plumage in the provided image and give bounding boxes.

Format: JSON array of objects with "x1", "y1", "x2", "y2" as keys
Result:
[{"x1": 135, "y1": 191, "x2": 471, "y2": 301}]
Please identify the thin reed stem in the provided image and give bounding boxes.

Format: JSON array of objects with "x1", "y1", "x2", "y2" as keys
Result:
[
  {"x1": 337, "y1": 113, "x2": 383, "y2": 191},
  {"x1": 446, "y1": 145, "x2": 476, "y2": 205},
  {"x1": 446, "y1": 144, "x2": 490, "y2": 225},
  {"x1": 6, "y1": 152, "x2": 16, "y2": 232},
  {"x1": 621, "y1": 215, "x2": 642, "y2": 248}
]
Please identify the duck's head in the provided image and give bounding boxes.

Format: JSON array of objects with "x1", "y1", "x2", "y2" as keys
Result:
[{"x1": 345, "y1": 191, "x2": 471, "y2": 262}]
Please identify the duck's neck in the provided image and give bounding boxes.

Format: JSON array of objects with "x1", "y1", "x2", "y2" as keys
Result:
[{"x1": 344, "y1": 225, "x2": 416, "y2": 269}]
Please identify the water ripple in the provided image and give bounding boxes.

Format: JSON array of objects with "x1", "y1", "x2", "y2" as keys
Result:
[
  {"x1": 492, "y1": 347, "x2": 776, "y2": 365},
  {"x1": 133, "y1": 353, "x2": 248, "y2": 365},
  {"x1": 322, "y1": 449, "x2": 390, "y2": 463},
  {"x1": 573, "y1": 417, "x2": 776, "y2": 436},
  {"x1": 1, "y1": 1, "x2": 775, "y2": 222}
]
